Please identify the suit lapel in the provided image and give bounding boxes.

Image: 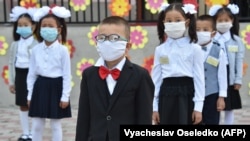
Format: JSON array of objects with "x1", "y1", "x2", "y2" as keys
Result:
[
  {"x1": 107, "y1": 59, "x2": 133, "y2": 112},
  {"x1": 95, "y1": 67, "x2": 109, "y2": 109}
]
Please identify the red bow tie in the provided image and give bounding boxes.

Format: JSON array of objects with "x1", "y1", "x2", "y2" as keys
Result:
[{"x1": 99, "y1": 66, "x2": 120, "y2": 80}]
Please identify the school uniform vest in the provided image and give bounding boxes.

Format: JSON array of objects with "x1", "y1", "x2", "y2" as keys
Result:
[{"x1": 204, "y1": 42, "x2": 221, "y2": 96}]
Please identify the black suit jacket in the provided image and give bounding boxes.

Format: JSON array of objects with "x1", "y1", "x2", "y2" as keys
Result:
[{"x1": 75, "y1": 59, "x2": 154, "y2": 141}]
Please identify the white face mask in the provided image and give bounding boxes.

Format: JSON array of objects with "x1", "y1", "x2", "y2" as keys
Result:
[
  {"x1": 197, "y1": 31, "x2": 212, "y2": 45},
  {"x1": 216, "y1": 22, "x2": 232, "y2": 33},
  {"x1": 96, "y1": 41, "x2": 127, "y2": 61},
  {"x1": 164, "y1": 21, "x2": 186, "y2": 39}
]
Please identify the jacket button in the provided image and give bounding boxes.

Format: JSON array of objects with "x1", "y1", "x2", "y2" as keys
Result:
[{"x1": 106, "y1": 115, "x2": 111, "y2": 120}]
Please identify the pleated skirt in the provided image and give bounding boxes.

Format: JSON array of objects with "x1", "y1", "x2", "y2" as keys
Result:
[
  {"x1": 224, "y1": 65, "x2": 242, "y2": 110},
  {"x1": 15, "y1": 68, "x2": 28, "y2": 106},
  {"x1": 158, "y1": 77, "x2": 194, "y2": 125},
  {"x1": 29, "y1": 76, "x2": 72, "y2": 119}
]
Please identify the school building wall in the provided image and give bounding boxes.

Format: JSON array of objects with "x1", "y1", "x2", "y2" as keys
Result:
[{"x1": 0, "y1": 23, "x2": 250, "y2": 109}]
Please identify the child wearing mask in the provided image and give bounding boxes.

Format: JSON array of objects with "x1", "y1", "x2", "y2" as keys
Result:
[
  {"x1": 27, "y1": 6, "x2": 72, "y2": 141},
  {"x1": 75, "y1": 16, "x2": 154, "y2": 141},
  {"x1": 8, "y1": 6, "x2": 38, "y2": 141},
  {"x1": 152, "y1": 2, "x2": 205, "y2": 125},
  {"x1": 196, "y1": 14, "x2": 228, "y2": 125},
  {"x1": 209, "y1": 3, "x2": 245, "y2": 125}
]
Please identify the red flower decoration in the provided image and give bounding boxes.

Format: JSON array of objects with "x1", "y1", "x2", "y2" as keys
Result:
[
  {"x1": 142, "y1": 55, "x2": 154, "y2": 74},
  {"x1": 1, "y1": 65, "x2": 9, "y2": 85},
  {"x1": 183, "y1": 0, "x2": 198, "y2": 10}
]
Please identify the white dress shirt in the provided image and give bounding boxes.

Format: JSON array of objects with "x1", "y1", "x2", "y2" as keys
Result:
[
  {"x1": 202, "y1": 41, "x2": 228, "y2": 97},
  {"x1": 15, "y1": 36, "x2": 34, "y2": 68},
  {"x1": 152, "y1": 37, "x2": 205, "y2": 112},
  {"x1": 95, "y1": 57, "x2": 126, "y2": 95},
  {"x1": 27, "y1": 40, "x2": 71, "y2": 102},
  {"x1": 214, "y1": 31, "x2": 231, "y2": 65}
]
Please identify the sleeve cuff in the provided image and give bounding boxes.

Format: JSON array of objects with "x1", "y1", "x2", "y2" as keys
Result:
[
  {"x1": 60, "y1": 94, "x2": 69, "y2": 102},
  {"x1": 219, "y1": 90, "x2": 227, "y2": 97},
  {"x1": 194, "y1": 101, "x2": 204, "y2": 112}
]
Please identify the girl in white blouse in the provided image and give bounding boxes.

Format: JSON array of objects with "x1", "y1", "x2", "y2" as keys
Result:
[
  {"x1": 26, "y1": 6, "x2": 71, "y2": 141},
  {"x1": 152, "y1": 2, "x2": 205, "y2": 125},
  {"x1": 209, "y1": 4, "x2": 245, "y2": 125},
  {"x1": 8, "y1": 6, "x2": 38, "y2": 141}
]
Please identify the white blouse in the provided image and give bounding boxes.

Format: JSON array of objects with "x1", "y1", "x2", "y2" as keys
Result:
[
  {"x1": 27, "y1": 40, "x2": 71, "y2": 102},
  {"x1": 152, "y1": 37, "x2": 205, "y2": 112},
  {"x1": 15, "y1": 36, "x2": 34, "y2": 68}
]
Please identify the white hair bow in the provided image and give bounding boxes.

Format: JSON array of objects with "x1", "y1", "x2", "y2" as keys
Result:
[
  {"x1": 9, "y1": 6, "x2": 38, "y2": 22},
  {"x1": 182, "y1": 4, "x2": 197, "y2": 14},
  {"x1": 209, "y1": 4, "x2": 239, "y2": 16},
  {"x1": 158, "y1": 2, "x2": 169, "y2": 13},
  {"x1": 33, "y1": 6, "x2": 71, "y2": 22},
  {"x1": 227, "y1": 4, "x2": 239, "y2": 14}
]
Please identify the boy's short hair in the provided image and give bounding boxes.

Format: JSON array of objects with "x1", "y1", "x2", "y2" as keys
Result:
[
  {"x1": 100, "y1": 16, "x2": 130, "y2": 40},
  {"x1": 197, "y1": 14, "x2": 216, "y2": 31}
]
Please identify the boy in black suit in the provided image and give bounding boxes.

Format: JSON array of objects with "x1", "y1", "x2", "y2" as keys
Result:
[{"x1": 75, "y1": 16, "x2": 154, "y2": 141}]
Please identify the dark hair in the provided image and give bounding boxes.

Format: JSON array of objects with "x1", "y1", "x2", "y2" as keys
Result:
[
  {"x1": 100, "y1": 16, "x2": 130, "y2": 41},
  {"x1": 35, "y1": 14, "x2": 67, "y2": 44},
  {"x1": 12, "y1": 13, "x2": 36, "y2": 41},
  {"x1": 197, "y1": 14, "x2": 216, "y2": 31},
  {"x1": 213, "y1": 4, "x2": 239, "y2": 40},
  {"x1": 157, "y1": 2, "x2": 197, "y2": 44}
]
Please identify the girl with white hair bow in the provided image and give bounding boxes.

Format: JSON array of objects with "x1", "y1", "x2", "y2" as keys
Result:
[
  {"x1": 26, "y1": 5, "x2": 72, "y2": 141},
  {"x1": 8, "y1": 5, "x2": 38, "y2": 141},
  {"x1": 209, "y1": 3, "x2": 245, "y2": 125}
]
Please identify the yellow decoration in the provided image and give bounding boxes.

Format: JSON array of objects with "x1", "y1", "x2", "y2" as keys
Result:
[
  {"x1": 205, "y1": 0, "x2": 229, "y2": 7},
  {"x1": 241, "y1": 25, "x2": 250, "y2": 50},
  {"x1": 69, "y1": 0, "x2": 91, "y2": 11},
  {"x1": 109, "y1": 0, "x2": 131, "y2": 17},
  {"x1": 0, "y1": 36, "x2": 9, "y2": 55}
]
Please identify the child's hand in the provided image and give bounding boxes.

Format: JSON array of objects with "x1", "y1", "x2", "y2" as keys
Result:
[
  {"x1": 60, "y1": 101, "x2": 69, "y2": 109},
  {"x1": 9, "y1": 85, "x2": 15, "y2": 94},
  {"x1": 152, "y1": 111, "x2": 160, "y2": 125},
  {"x1": 192, "y1": 111, "x2": 202, "y2": 125},
  {"x1": 234, "y1": 84, "x2": 241, "y2": 90},
  {"x1": 217, "y1": 97, "x2": 225, "y2": 111},
  {"x1": 27, "y1": 100, "x2": 30, "y2": 108}
]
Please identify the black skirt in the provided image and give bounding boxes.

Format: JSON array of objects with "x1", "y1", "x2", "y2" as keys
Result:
[
  {"x1": 15, "y1": 68, "x2": 28, "y2": 106},
  {"x1": 158, "y1": 77, "x2": 194, "y2": 125},
  {"x1": 224, "y1": 65, "x2": 242, "y2": 110},
  {"x1": 29, "y1": 76, "x2": 72, "y2": 119}
]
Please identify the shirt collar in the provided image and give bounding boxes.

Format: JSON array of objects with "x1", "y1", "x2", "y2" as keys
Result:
[
  {"x1": 95, "y1": 57, "x2": 126, "y2": 71},
  {"x1": 167, "y1": 36, "x2": 190, "y2": 47},
  {"x1": 42, "y1": 40, "x2": 59, "y2": 49},
  {"x1": 215, "y1": 31, "x2": 231, "y2": 41},
  {"x1": 19, "y1": 35, "x2": 34, "y2": 44}
]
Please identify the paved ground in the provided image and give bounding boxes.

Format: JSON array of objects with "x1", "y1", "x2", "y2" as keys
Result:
[{"x1": 0, "y1": 106, "x2": 250, "y2": 141}]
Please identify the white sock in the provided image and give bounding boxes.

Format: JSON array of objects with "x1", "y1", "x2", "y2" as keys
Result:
[
  {"x1": 224, "y1": 110, "x2": 234, "y2": 124},
  {"x1": 19, "y1": 111, "x2": 29, "y2": 135},
  {"x1": 50, "y1": 119, "x2": 62, "y2": 141},
  {"x1": 31, "y1": 118, "x2": 46, "y2": 141}
]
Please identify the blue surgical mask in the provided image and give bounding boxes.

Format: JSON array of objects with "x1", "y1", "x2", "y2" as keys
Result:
[
  {"x1": 40, "y1": 27, "x2": 58, "y2": 42},
  {"x1": 16, "y1": 26, "x2": 33, "y2": 38}
]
